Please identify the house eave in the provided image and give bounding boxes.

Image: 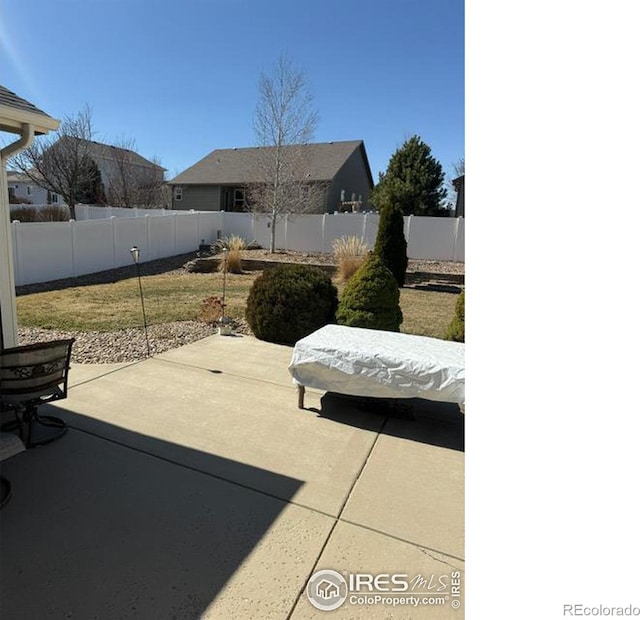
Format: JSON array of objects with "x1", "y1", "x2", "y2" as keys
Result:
[{"x1": 0, "y1": 103, "x2": 60, "y2": 136}]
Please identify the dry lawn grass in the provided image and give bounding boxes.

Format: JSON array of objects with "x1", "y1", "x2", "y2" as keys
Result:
[{"x1": 17, "y1": 270, "x2": 461, "y2": 338}]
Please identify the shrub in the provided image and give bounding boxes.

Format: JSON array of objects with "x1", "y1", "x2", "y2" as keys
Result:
[
  {"x1": 9, "y1": 205, "x2": 69, "y2": 222},
  {"x1": 374, "y1": 202, "x2": 408, "y2": 287},
  {"x1": 9, "y1": 206, "x2": 38, "y2": 222},
  {"x1": 38, "y1": 205, "x2": 70, "y2": 221},
  {"x1": 198, "y1": 296, "x2": 225, "y2": 325},
  {"x1": 445, "y1": 289, "x2": 465, "y2": 342},
  {"x1": 333, "y1": 235, "x2": 368, "y2": 283},
  {"x1": 245, "y1": 264, "x2": 338, "y2": 345},
  {"x1": 336, "y1": 254, "x2": 403, "y2": 332}
]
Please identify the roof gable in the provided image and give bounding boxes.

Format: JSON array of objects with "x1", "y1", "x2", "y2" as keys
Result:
[
  {"x1": 169, "y1": 140, "x2": 372, "y2": 186},
  {"x1": 52, "y1": 137, "x2": 165, "y2": 171}
]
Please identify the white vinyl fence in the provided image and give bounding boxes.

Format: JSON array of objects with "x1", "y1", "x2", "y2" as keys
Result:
[{"x1": 10, "y1": 207, "x2": 464, "y2": 286}]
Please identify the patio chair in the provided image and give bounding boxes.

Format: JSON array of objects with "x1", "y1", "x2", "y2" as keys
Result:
[{"x1": 0, "y1": 339, "x2": 75, "y2": 448}]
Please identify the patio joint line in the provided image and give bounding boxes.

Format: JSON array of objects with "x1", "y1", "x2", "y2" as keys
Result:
[
  {"x1": 69, "y1": 360, "x2": 146, "y2": 388},
  {"x1": 338, "y1": 518, "x2": 465, "y2": 564},
  {"x1": 284, "y1": 415, "x2": 389, "y2": 620},
  {"x1": 64, "y1": 425, "x2": 339, "y2": 519},
  {"x1": 151, "y1": 357, "x2": 298, "y2": 391}
]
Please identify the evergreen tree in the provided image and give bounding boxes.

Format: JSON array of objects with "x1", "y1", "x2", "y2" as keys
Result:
[
  {"x1": 374, "y1": 202, "x2": 408, "y2": 287},
  {"x1": 371, "y1": 135, "x2": 447, "y2": 216},
  {"x1": 445, "y1": 289, "x2": 465, "y2": 342},
  {"x1": 77, "y1": 156, "x2": 106, "y2": 204},
  {"x1": 336, "y1": 254, "x2": 403, "y2": 332}
]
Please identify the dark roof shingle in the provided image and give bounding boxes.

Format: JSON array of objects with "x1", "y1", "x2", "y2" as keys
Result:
[
  {"x1": 0, "y1": 85, "x2": 53, "y2": 118},
  {"x1": 169, "y1": 140, "x2": 370, "y2": 185}
]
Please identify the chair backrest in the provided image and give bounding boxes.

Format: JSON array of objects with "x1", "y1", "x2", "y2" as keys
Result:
[{"x1": 0, "y1": 339, "x2": 75, "y2": 405}]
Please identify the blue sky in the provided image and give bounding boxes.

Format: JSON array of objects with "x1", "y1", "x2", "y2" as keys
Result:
[{"x1": 1, "y1": 0, "x2": 464, "y2": 186}]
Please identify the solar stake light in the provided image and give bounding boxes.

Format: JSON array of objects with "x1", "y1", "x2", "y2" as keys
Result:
[
  {"x1": 130, "y1": 246, "x2": 151, "y2": 357},
  {"x1": 218, "y1": 247, "x2": 233, "y2": 335}
]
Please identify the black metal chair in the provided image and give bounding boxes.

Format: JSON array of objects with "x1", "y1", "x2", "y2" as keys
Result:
[{"x1": 0, "y1": 339, "x2": 75, "y2": 448}]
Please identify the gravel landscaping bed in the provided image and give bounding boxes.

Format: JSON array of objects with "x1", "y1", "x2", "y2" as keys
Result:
[
  {"x1": 17, "y1": 319, "x2": 254, "y2": 364},
  {"x1": 16, "y1": 249, "x2": 464, "y2": 364}
]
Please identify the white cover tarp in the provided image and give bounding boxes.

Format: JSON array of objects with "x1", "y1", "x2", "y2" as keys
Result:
[{"x1": 288, "y1": 324, "x2": 465, "y2": 410}]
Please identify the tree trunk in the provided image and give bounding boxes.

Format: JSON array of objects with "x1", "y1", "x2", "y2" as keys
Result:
[{"x1": 269, "y1": 217, "x2": 276, "y2": 253}]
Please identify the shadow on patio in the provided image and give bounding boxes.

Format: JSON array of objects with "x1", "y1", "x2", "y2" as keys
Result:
[
  {"x1": 1, "y1": 412, "x2": 304, "y2": 620},
  {"x1": 309, "y1": 394, "x2": 465, "y2": 452}
]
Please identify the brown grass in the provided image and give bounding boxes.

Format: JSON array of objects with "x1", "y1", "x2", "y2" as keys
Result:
[
  {"x1": 333, "y1": 236, "x2": 368, "y2": 282},
  {"x1": 17, "y1": 268, "x2": 461, "y2": 339}
]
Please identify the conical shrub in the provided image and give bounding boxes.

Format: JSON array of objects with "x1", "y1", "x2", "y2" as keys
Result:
[
  {"x1": 445, "y1": 289, "x2": 465, "y2": 342},
  {"x1": 374, "y1": 202, "x2": 408, "y2": 287},
  {"x1": 336, "y1": 254, "x2": 403, "y2": 332}
]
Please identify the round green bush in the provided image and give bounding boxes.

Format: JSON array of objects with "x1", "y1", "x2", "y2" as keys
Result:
[
  {"x1": 336, "y1": 254, "x2": 403, "y2": 332},
  {"x1": 245, "y1": 264, "x2": 338, "y2": 346},
  {"x1": 445, "y1": 289, "x2": 465, "y2": 342}
]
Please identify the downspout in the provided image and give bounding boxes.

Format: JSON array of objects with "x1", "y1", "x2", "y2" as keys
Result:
[
  {"x1": 1, "y1": 122, "x2": 35, "y2": 160},
  {"x1": 1, "y1": 123, "x2": 35, "y2": 348}
]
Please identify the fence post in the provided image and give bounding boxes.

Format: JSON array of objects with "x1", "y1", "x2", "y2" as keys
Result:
[
  {"x1": 145, "y1": 214, "x2": 151, "y2": 260},
  {"x1": 172, "y1": 213, "x2": 177, "y2": 254},
  {"x1": 284, "y1": 214, "x2": 289, "y2": 251},
  {"x1": 110, "y1": 216, "x2": 117, "y2": 268},
  {"x1": 321, "y1": 213, "x2": 327, "y2": 253},
  {"x1": 405, "y1": 215, "x2": 413, "y2": 259},
  {"x1": 70, "y1": 219, "x2": 77, "y2": 277}
]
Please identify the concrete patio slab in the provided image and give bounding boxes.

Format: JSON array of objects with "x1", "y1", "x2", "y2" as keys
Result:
[
  {"x1": 155, "y1": 333, "x2": 297, "y2": 388},
  {"x1": 290, "y1": 521, "x2": 464, "y2": 620},
  {"x1": 1, "y1": 429, "x2": 334, "y2": 620},
  {"x1": 340, "y1": 406, "x2": 465, "y2": 559},
  {"x1": 53, "y1": 354, "x2": 385, "y2": 516},
  {"x1": 2, "y1": 334, "x2": 465, "y2": 619}
]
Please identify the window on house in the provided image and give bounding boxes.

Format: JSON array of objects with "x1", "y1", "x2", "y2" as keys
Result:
[
  {"x1": 233, "y1": 189, "x2": 245, "y2": 209},
  {"x1": 26, "y1": 185, "x2": 32, "y2": 196},
  {"x1": 51, "y1": 193, "x2": 59, "y2": 204},
  {"x1": 175, "y1": 187, "x2": 183, "y2": 201}
]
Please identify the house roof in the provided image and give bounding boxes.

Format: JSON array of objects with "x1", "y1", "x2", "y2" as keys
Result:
[
  {"x1": 168, "y1": 140, "x2": 373, "y2": 187},
  {"x1": 0, "y1": 84, "x2": 60, "y2": 135},
  {"x1": 54, "y1": 137, "x2": 166, "y2": 171},
  {"x1": 6, "y1": 171, "x2": 33, "y2": 183}
]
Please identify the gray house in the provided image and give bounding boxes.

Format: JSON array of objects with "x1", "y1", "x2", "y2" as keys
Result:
[
  {"x1": 10, "y1": 137, "x2": 166, "y2": 208},
  {"x1": 167, "y1": 140, "x2": 374, "y2": 213},
  {"x1": 6, "y1": 170, "x2": 59, "y2": 204}
]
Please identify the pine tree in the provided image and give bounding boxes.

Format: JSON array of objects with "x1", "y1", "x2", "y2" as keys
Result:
[
  {"x1": 371, "y1": 135, "x2": 447, "y2": 216},
  {"x1": 374, "y1": 202, "x2": 408, "y2": 287},
  {"x1": 77, "y1": 156, "x2": 106, "y2": 204}
]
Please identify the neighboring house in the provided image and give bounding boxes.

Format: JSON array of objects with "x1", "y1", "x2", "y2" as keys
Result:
[
  {"x1": 12, "y1": 137, "x2": 165, "y2": 207},
  {"x1": 1, "y1": 84, "x2": 60, "y2": 349},
  {"x1": 453, "y1": 174, "x2": 465, "y2": 218},
  {"x1": 167, "y1": 140, "x2": 374, "y2": 213},
  {"x1": 47, "y1": 137, "x2": 166, "y2": 206},
  {"x1": 6, "y1": 170, "x2": 62, "y2": 204}
]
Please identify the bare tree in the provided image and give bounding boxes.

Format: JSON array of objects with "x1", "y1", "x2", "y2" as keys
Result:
[
  {"x1": 104, "y1": 139, "x2": 167, "y2": 209},
  {"x1": 11, "y1": 105, "x2": 100, "y2": 219},
  {"x1": 453, "y1": 157, "x2": 465, "y2": 178},
  {"x1": 250, "y1": 55, "x2": 320, "y2": 252}
]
